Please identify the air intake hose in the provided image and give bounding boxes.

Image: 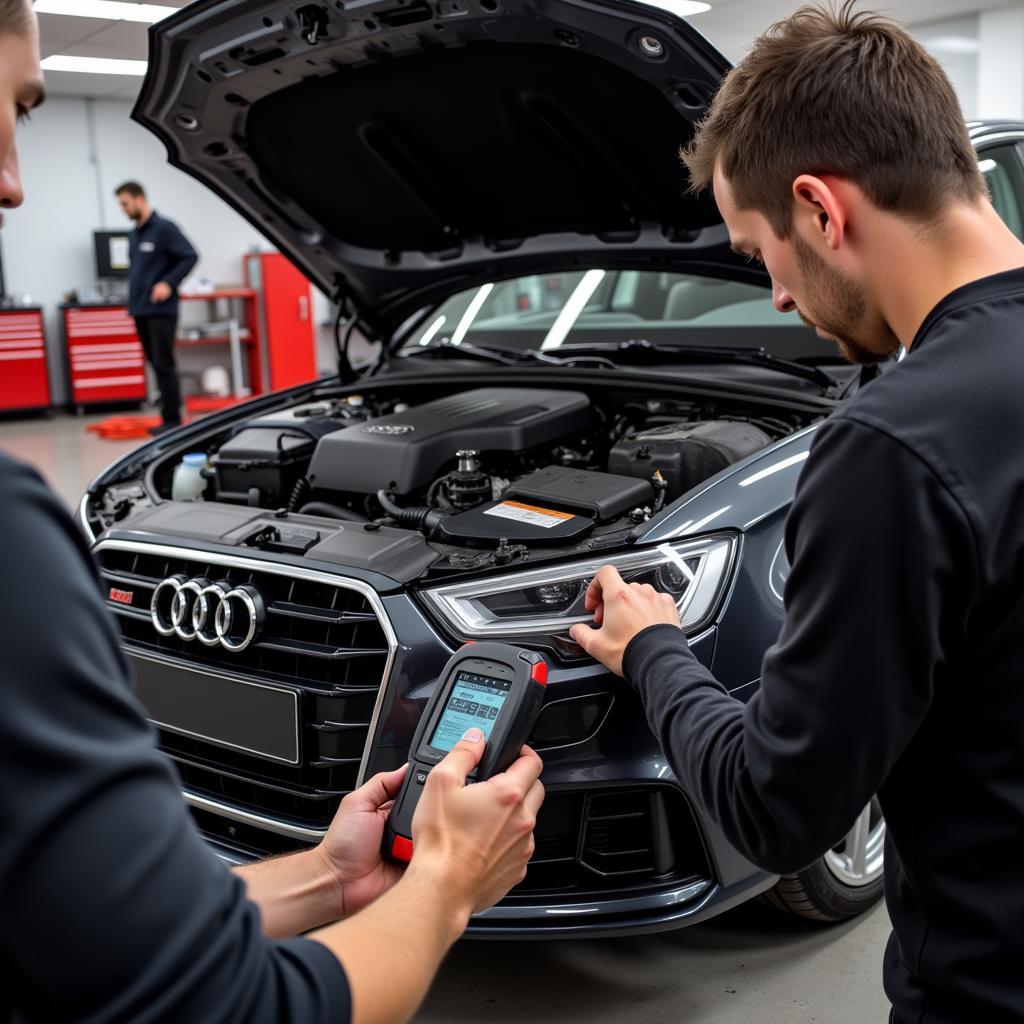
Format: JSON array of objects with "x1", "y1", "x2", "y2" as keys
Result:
[
  {"x1": 287, "y1": 476, "x2": 312, "y2": 513},
  {"x1": 377, "y1": 489, "x2": 446, "y2": 533}
]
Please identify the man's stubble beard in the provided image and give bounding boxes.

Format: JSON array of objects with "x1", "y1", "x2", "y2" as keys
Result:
[{"x1": 791, "y1": 234, "x2": 900, "y2": 366}]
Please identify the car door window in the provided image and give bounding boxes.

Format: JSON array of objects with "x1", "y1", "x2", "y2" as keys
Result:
[{"x1": 978, "y1": 143, "x2": 1024, "y2": 241}]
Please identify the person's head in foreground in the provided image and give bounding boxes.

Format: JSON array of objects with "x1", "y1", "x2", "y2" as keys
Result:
[{"x1": 0, "y1": 0, "x2": 42, "y2": 230}]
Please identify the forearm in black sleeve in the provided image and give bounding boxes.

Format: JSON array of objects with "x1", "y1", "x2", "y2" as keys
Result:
[
  {"x1": 162, "y1": 222, "x2": 199, "y2": 288},
  {"x1": 623, "y1": 417, "x2": 978, "y2": 874},
  {"x1": 0, "y1": 459, "x2": 350, "y2": 1024}
]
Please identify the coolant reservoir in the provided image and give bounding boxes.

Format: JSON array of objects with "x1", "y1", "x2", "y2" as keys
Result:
[{"x1": 172, "y1": 452, "x2": 209, "y2": 501}]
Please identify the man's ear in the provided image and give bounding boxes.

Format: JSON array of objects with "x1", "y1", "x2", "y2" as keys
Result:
[{"x1": 792, "y1": 174, "x2": 847, "y2": 251}]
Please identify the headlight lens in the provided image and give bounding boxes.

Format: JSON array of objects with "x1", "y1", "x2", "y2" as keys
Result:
[{"x1": 420, "y1": 534, "x2": 736, "y2": 643}]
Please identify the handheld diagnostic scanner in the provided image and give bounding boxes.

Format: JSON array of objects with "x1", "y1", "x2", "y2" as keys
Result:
[{"x1": 382, "y1": 642, "x2": 548, "y2": 863}]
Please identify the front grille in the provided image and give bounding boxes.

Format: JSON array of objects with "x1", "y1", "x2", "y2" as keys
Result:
[
  {"x1": 96, "y1": 546, "x2": 388, "y2": 688},
  {"x1": 95, "y1": 540, "x2": 394, "y2": 836}
]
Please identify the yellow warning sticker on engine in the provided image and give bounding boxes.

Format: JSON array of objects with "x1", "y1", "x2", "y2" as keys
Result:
[{"x1": 483, "y1": 500, "x2": 575, "y2": 529}]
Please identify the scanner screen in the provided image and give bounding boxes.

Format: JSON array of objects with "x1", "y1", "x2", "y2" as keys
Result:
[{"x1": 430, "y1": 671, "x2": 511, "y2": 752}]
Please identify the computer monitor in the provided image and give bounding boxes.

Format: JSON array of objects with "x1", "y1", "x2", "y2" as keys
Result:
[{"x1": 93, "y1": 230, "x2": 132, "y2": 279}]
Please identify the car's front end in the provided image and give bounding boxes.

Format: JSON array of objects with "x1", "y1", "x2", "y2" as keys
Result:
[
  {"x1": 78, "y1": 0, "x2": 886, "y2": 936},
  {"x1": 81, "y1": 355, "x2": 838, "y2": 936}
]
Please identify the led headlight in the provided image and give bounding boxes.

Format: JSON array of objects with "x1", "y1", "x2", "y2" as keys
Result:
[{"x1": 420, "y1": 534, "x2": 737, "y2": 642}]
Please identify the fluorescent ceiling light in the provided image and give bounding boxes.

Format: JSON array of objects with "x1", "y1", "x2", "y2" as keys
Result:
[
  {"x1": 41, "y1": 55, "x2": 148, "y2": 76},
  {"x1": 926, "y1": 36, "x2": 979, "y2": 54},
  {"x1": 635, "y1": 0, "x2": 712, "y2": 16},
  {"x1": 541, "y1": 269, "x2": 607, "y2": 350},
  {"x1": 34, "y1": 1, "x2": 175, "y2": 22},
  {"x1": 417, "y1": 314, "x2": 447, "y2": 346},
  {"x1": 450, "y1": 283, "x2": 495, "y2": 345}
]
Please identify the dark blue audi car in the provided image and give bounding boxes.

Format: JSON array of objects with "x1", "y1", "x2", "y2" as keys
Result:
[{"x1": 77, "y1": 0, "x2": 1024, "y2": 936}]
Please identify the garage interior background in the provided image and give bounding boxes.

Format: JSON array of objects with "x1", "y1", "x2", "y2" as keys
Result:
[{"x1": 9, "y1": 0, "x2": 1023, "y2": 402}]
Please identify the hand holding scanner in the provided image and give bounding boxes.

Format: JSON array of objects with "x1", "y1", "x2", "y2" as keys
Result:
[{"x1": 383, "y1": 642, "x2": 548, "y2": 863}]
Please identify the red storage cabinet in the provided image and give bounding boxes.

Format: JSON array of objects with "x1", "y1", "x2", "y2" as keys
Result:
[
  {"x1": 63, "y1": 305, "x2": 147, "y2": 409},
  {"x1": 0, "y1": 308, "x2": 50, "y2": 412},
  {"x1": 244, "y1": 252, "x2": 317, "y2": 391}
]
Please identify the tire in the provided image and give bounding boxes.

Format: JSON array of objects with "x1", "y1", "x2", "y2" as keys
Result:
[{"x1": 763, "y1": 797, "x2": 886, "y2": 922}]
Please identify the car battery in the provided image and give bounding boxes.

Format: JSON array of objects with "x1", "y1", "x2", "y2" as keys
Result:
[{"x1": 211, "y1": 427, "x2": 318, "y2": 507}]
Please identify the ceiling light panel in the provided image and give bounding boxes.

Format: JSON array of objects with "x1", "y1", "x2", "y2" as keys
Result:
[
  {"x1": 34, "y1": 1, "x2": 175, "y2": 23},
  {"x1": 41, "y1": 55, "x2": 148, "y2": 75},
  {"x1": 634, "y1": 0, "x2": 712, "y2": 15}
]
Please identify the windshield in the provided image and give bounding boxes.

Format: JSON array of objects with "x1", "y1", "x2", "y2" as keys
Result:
[{"x1": 403, "y1": 269, "x2": 826, "y2": 361}]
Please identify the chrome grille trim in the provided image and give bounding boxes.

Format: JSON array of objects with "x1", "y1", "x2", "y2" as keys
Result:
[
  {"x1": 93, "y1": 538, "x2": 398, "y2": 829},
  {"x1": 183, "y1": 789, "x2": 328, "y2": 842}
]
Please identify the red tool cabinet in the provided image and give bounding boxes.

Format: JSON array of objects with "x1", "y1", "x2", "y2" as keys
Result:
[
  {"x1": 244, "y1": 252, "x2": 317, "y2": 391},
  {"x1": 62, "y1": 304, "x2": 147, "y2": 409},
  {"x1": 0, "y1": 307, "x2": 50, "y2": 412}
]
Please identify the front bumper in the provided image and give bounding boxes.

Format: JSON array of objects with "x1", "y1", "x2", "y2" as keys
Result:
[{"x1": 96, "y1": 535, "x2": 772, "y2": 937}]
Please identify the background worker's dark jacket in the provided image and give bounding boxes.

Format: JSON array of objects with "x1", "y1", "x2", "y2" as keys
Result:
[
  {"x1": 128, "y1": 210, "x2": 198, "y2": 318},
  {"x1": 624, "y1": 267, "x2": 1024, "y2": 1024}
]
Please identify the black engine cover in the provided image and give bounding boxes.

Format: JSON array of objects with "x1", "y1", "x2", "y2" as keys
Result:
[
  {"x1": 307, "y1": 388, "x2": 595, "y2": 495},
  {"x1": 608, "y1": 420, "x2": 771, "y2": 500}
]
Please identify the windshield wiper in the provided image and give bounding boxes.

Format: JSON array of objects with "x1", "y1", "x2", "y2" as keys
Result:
[
  {"x1": 407, "y1": 339, "x2": 621, "y2": 370},
  {"x1": 403, "y1": 340, "x2": 519, "y2": 365},
  {"x1": 558, "y1": 339, "x2": 840, "y2": 390},
  {"x1": 404, "y1": 339, "x2": 620, "y2": 370},
  {"x1": 403, "y1": 338, "x2": 838, "y2": 390}
]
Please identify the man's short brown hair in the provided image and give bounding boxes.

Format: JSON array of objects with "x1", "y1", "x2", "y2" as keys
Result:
[
  {"x1": 115, "y1": 181, "x2": 146, "y2": 199},
  {"x1": 682, "y1": 1, "x2": 986, "y2": 237},
  {"x1": 0, "y1": 0, "x2": 32, "y2": 35}
]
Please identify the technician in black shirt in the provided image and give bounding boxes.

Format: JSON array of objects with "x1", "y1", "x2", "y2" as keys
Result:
[
  {"x1": 1, "y1": 6, "x2": 542, "y2": 1023},
  {"x1": 572, "y1": 8, "x2": 1024, "y2": 1024},
  {"x1": 116, "y1": 180, "x2": 199, "y2": 434}
]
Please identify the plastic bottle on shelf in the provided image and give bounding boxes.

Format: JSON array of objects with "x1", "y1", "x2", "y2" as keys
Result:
[{"x1": 172, "y1": 452, "x2": 209, "y2": 501}]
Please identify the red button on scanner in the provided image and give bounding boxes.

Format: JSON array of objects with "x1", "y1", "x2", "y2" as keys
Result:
[
  {"x1": 391, "y1": 835, "x2": 415, "y2": 863},
  {"x1": 530, "y1": 660, "x2": 548, "y2": 686}
]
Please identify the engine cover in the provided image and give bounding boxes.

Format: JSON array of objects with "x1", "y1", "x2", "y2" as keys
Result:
[{"x1": 307, "y1": 388, "x2": 595, "y2": 495}]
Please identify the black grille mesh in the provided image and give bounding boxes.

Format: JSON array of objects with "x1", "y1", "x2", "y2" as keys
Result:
[{"x1": 96, "y1": 545, "x2": 391, "y2": 831}]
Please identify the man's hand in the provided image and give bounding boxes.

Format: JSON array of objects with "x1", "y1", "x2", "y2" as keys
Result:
[
  {"x1": 411, "y1": 729, "x2": 544, "y2": 916},
  {"x1": 150, "y1": 281, "x2": 173, "y2": 303},
  {"x1": 569, "y1": 564, "x2": 682, "y2": 676},
  {"x1": 316, "y1": 764, "x2": 409, "y2": 918}
]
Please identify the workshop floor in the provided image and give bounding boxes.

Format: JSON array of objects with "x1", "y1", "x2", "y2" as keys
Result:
[{"x1": 0, "y1": 409, "x2": 894, "y2": 1024}]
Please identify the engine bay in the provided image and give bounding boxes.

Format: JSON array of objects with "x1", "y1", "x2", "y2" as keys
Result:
[{"x1": 88, "y1": 383, "x2": 814, "y2": 578}]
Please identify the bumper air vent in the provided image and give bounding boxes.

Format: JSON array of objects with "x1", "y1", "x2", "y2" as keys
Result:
[{"x1": 508, "y1": 786, "x2": 712, "y2": 898}]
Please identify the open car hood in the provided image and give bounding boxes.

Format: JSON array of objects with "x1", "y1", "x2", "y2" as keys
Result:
[{"x1": 134, "y1": 0, "x2": 757, "y2": 337}]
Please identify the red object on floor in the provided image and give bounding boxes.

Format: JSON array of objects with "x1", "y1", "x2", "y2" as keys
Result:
[
  {"x1": 87, "y1": 414, "x2": 163, "y2": 440},
  {"x1": 184, "y1": 394, "x2": 247, "y2": 413}
]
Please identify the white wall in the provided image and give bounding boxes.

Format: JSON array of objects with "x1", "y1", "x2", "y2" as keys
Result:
[
  {"x1": 978, "y1": 6, "x2": 1024, "y2": 120},
  {"x1": 4, "y1": 96, "x2": 272, "y2": 404},
  {"x1": 912, "y1": 15, "x2": 980, "y2": 121}
]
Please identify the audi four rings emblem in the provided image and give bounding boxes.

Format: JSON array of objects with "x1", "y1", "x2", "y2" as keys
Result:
[
  {"x1": 151, "y1": 574, "x2": 266, "y2": 652},
  {"x1": 361, "y1": 423, "x2": 414, "y2": 435}
]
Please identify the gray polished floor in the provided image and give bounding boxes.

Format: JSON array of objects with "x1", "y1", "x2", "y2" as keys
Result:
[{"x1": 0, "y1": 408, "x2": 893, "y2": 1024}]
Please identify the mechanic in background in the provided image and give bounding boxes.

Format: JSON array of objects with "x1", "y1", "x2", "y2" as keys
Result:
[
  {"x1": 116, "y1": 179, "x2": 198, "y2": 435},
  {"x1": 0, "y1": 4, "x2": 542, "y2": 1022},
  {"x1": 572, "y1": 5, "x2": 1024, "y2": 1023}
]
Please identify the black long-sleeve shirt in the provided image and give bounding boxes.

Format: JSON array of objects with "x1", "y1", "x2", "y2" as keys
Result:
[
  {"x1": 624, "y1": 267, "x2": 1024, "y2": 1024},
  {"x1": 128, "y1": 210, "x2": 199, "y2": 318},
  {"x1": 0, "y1": 457, "x2": 350, "y2": 1023}
]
